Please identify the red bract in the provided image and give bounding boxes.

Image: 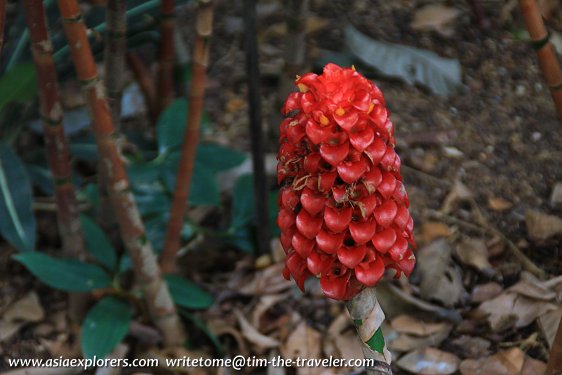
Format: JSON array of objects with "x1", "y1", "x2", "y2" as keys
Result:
[{"x1": 277, "y1": 63, "x2": 416, "y2": 301}]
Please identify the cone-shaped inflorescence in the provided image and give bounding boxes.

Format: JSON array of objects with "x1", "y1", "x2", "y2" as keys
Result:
[{"x1": 277, "y1": 64, "x2": 416, "y2": 300}]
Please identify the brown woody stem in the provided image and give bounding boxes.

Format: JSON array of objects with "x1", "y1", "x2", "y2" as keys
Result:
[
  {"x1": 23, "y1": 0, "x2": 86, "y2": 261},
  {"x1": 160, "y1": 0, "x2": 213, "y2": 274},
  {"x1": 519, "y1": 0, "x2": 562, "y2": 123},
  {"x1": 56, "y1": 0, "x2": 185, "y2": 346},
  {"x1": 157, "y1": 0, "x2": 175, "y2": 113},
  {"x1": 547, "y1": 316, "x2": 562, "y2": 374},
  {"x1": 346, "y1": 288, "x2": 393, "y2": 375}
]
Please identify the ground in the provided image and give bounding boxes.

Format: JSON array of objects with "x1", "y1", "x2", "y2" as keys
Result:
[{"x1": 0, "y1": 0, "x2": 561, "y2": 374}]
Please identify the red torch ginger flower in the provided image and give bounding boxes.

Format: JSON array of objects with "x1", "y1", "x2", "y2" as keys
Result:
[{"x1": 277, "y1": 63, "x2": 416, "y2": 300}]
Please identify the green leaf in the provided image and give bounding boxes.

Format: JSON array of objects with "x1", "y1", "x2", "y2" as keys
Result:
[
  {"x1": 145, "y1": 215, "x2": 194, "y2": 254},
  {"x1": 0, "y1": 143, "x2": 36, "y2": 252},
  {"x1": 156, "y1": 98, "x2": 211, "y2": 154},
  {"x1": 0, "y1": 64, "x2": 37, "y2": 112},
  {"x1": 365, "y1": 327, "x2": 385, "y2": 354},
  {"x1": 81, "y1": 296, "x2": 132, "y2": 359},
  {"x1": 226, "y1": 226, "x2": 255, "y2": 253},
  {"x1": 70, "y1": 142, "x2": 98, "y2": 162},
  {"x1": 134, "y1": 190, "x2": 171, "y2": 216},
  {"x1": 165, "y1": 274, "x2": 213, "y2": 309},
  {"x1": 344, "y1": 25, "x2": 463, "y2": 97},
  {"x1": 230, "y1": 174, "x2": 255, "y2": 230},
  {"x1": 13, "y1": 252, "x2": 112, "y2": 292},
  {"x1": 268, "y1": 190, "x2": 280, "y2": 237},
  {"x1": 80, "y1": 215, "x2": 117, "y2": 271},
  {"x1": 26, "y1": 164, "x2": 54, "y2": 196},
  {"x1": 161, "y1": 153, "x2": 220, "y2": 206},
  {"x1": 196, "y1": 144, "x2": 246, "y2": 173}
]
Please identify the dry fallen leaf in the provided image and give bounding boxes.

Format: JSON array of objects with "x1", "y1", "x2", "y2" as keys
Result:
[
  {"x1": 389, "y1": 326, "x2": 452, "y2": 353},
  {"x1": 488, "y1": 197, "x2": 513, "y2": 211},
  {"x1": 2, "y1": 292, "x2": 45, "y2": 323},
  {"x1": 455, "y1": 239, "x2": 493, "y2": 274},
  {"x1": 417, "y1": 239, "x2": 466, "y2": 307},
  {"x1": 238, "y1": 263, "x2": 291, "y2": 295},
  {"x1": 420, "y1": 221, "x2": 450, "y2": 244},
  {"x1": 509, "y1": 272, "x2": 557, "y2": 301},
  {"x1": 391, "y1": 315, "x2": 451, "y2": 337},
  {"x1": 235, "y1": 309, "x2": 280, "y2": 349},
  {"x1": 450, "y1": 335, "x2": 491, "y2": 359},
  {"x1": 525, "y1": 210, "x2": 562, "y2": 241},
  {"x1": 252, "y1": 293, "x2": 289, "y2": 329},
  {"x1": 442, "y1": 180, "x2": 473, "y2": 213},
  {"x1": 281, "y1": 322, "x2": 322, "y2": 375},
  {"x1": 477, "y1": 292, "x2": 558, "y2": 331},
  {"x1": 459, "y1": 347, "x2": 525, "y2": 375},
  {"x1": 397, "y1": 347, "x2": 460, "y2": 375},
  {"x1": 0, "y1": 320, "x2": 24, "y2": 342},
  {"x1": 471, "y1": 282, "x2": 503, "y2": 303},
  {"x1": 410, "y1": 5, "x2": 461, "y2": 37},
  {"x1": 521, "y1": 356, "x2": 547, "y2": 375},
  {"x1": 539, "y1": 307, "x2": 562, "y2": 348}
]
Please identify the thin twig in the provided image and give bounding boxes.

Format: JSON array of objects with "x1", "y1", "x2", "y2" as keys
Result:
[
  {"x1": 243, "y1": 0, "x2": 271, "y2": 255},
  {"x1": 157, "y1": 0, "x2": 175, "y2": 113},
  {"x1": 519, "y1": 0, "x2": 562, "y2": 123},
  {"x1": 56, "y1": 0, "x2": 185, "y2": 346},
  {"x1": 426, "y1": 209, "x2": 547, "y2": 279},
  {"x1": 160, "y1": 0, "x2": 214, "y2": 274}
]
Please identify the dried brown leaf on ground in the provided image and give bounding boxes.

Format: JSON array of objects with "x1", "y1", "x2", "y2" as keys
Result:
[
  {"x1": 410, "y1": 4, "x2": 461, "y2": 37},
  {"x1": 237, "y1": 263, "x2": 291, "y2": 296},
  {"x1": 207, "y1": 319, "x2": 249, "y2": 357},
  {"x1": 2, "y1": 292, "x2": 44, "y2": 323},
  {"x1": 508, "y1": 272, "x2": 561, "y2": 301},
  {"x1": 471, "y1": 282, "x2": 503, "y2": 304},
  {"x1": 324, "y1": 313, "x2": 363, "y2": 365},
  {"x1": 391, "y1": 315, "x2": 451, "y2": 337},
  {"x1": 419, "y1": 221, "x2": 451, "y2": 244},
  {"x1": 450, "y1": 335, "x2": 491, "y2": 359},
  {"x1": 477, "y1": 291, "x2": 559, "y2": 332},
  {"x1": 442, "y1": 180, "x2": 473, "y2": 214},
  {"x1": 417, "y1": 239, "x2": 466, "y2": 307},
  {"x1": 252, "y1": 293, "x2": 290, "y2": 329},
  {"x1": 455, "y1": 238, "x2": 493, "y2": 274},
  {"x1": 235, "y1": 309, "x2": 280, "y2": 350},
  {"x1": 0, "y1": 320, "x2": 23, "y2": 342},
  {"x1": 459, "y1": 347, "x2": 545, "y2": 375},
  {"x1": 488, "y1": 197, "x2": 513, "y2": 212},
  {"x1": 389, "y1": 325, "x2": 452, "y2": 353},
  {"x1": 538, "y1": 307, "x2": 562, "y2": 348},
  {"x1": 525, "y1": 210, "x2": 562, "y2": 241},
  {"x1": 397, "y1": 347, "x2": 460, "y2": 374},
  {"x1": 281, "y1": 322, "x2": 322, "y2": 375}
]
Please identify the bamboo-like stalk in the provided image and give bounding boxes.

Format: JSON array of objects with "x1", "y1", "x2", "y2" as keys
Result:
[
  {"x1": 346, "y1": 288, "x2": 393, "y2": 375},
  {"x1": 157, "y1": 0, "x2": 175, "y2": 113},
  {"x1": 243, "y1": 0, "x2": 270, "y2": 255},
  {"x1": 22, "y1": 0, "x2": 86, "y2": 260},
  {"x1": 56, "y1": 0, "x2": 185, "y2": 346},
  {"x1": 0, "y1": 0, "x2": 6, "y2": 56},
  {"x1": 519, "y1": 0, "x2": 562, "y2": 123},
  {"x1": 126, "y1": 52, "x2": 158, "y2": 123},
  {"x1": 546, "y1": 316, "x2": 562, "y2": 374},
  {"x1": 104, "y1": 0, "x2": 127, "y2": 127},
  {"x1": 160, "y1": 0, "x2": 213, "y2": 274}
]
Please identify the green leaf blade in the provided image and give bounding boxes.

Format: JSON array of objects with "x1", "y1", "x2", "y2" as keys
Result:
[
  {"x1": 80, "y1": 215, "x2": 117, "y2": 271},
  {"x1": 14, "y1": 252, "x2": 112, "y2": 292},
  {"x1": 165, "y1": 274, "x2": 213, "y2": 310},
  {"x1": 0, "y1": 64, "x2": 37, "y2": 112},
  {"x1": 81, "y1": 296, "x2": 132, "y2": 359},
  {"x1": 0, "y1": 143, "x2": 36, "y2": 252}
]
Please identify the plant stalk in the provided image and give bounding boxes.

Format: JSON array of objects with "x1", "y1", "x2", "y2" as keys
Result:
[
  {"x1": 157, "y1": 0, "x2": 175, "y2": 113},
  {"x1": 519, "y1": 0, "x2": 562, "y2": 123},
  {"x1": 546, "y1": 315, "x2": 562, "y2": 374},
  {"x1": 104, "y1": 0, "x2": 127, "y2": 128},
  {"x1": 160, "y1": 0, "x2": 213, "y2": 274},
  {"x1": 56, "y1": 0, "x2": 185, "y2": 346},
  {"x1": 22, "y1": 0, "x2": 86, "y2": 261},
  {"x1": 346, "y1": 288, "x2": 393, "y2": 375},
  {"x1": 243, "y1": 0, "x2": 270, "y2": 255}
]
